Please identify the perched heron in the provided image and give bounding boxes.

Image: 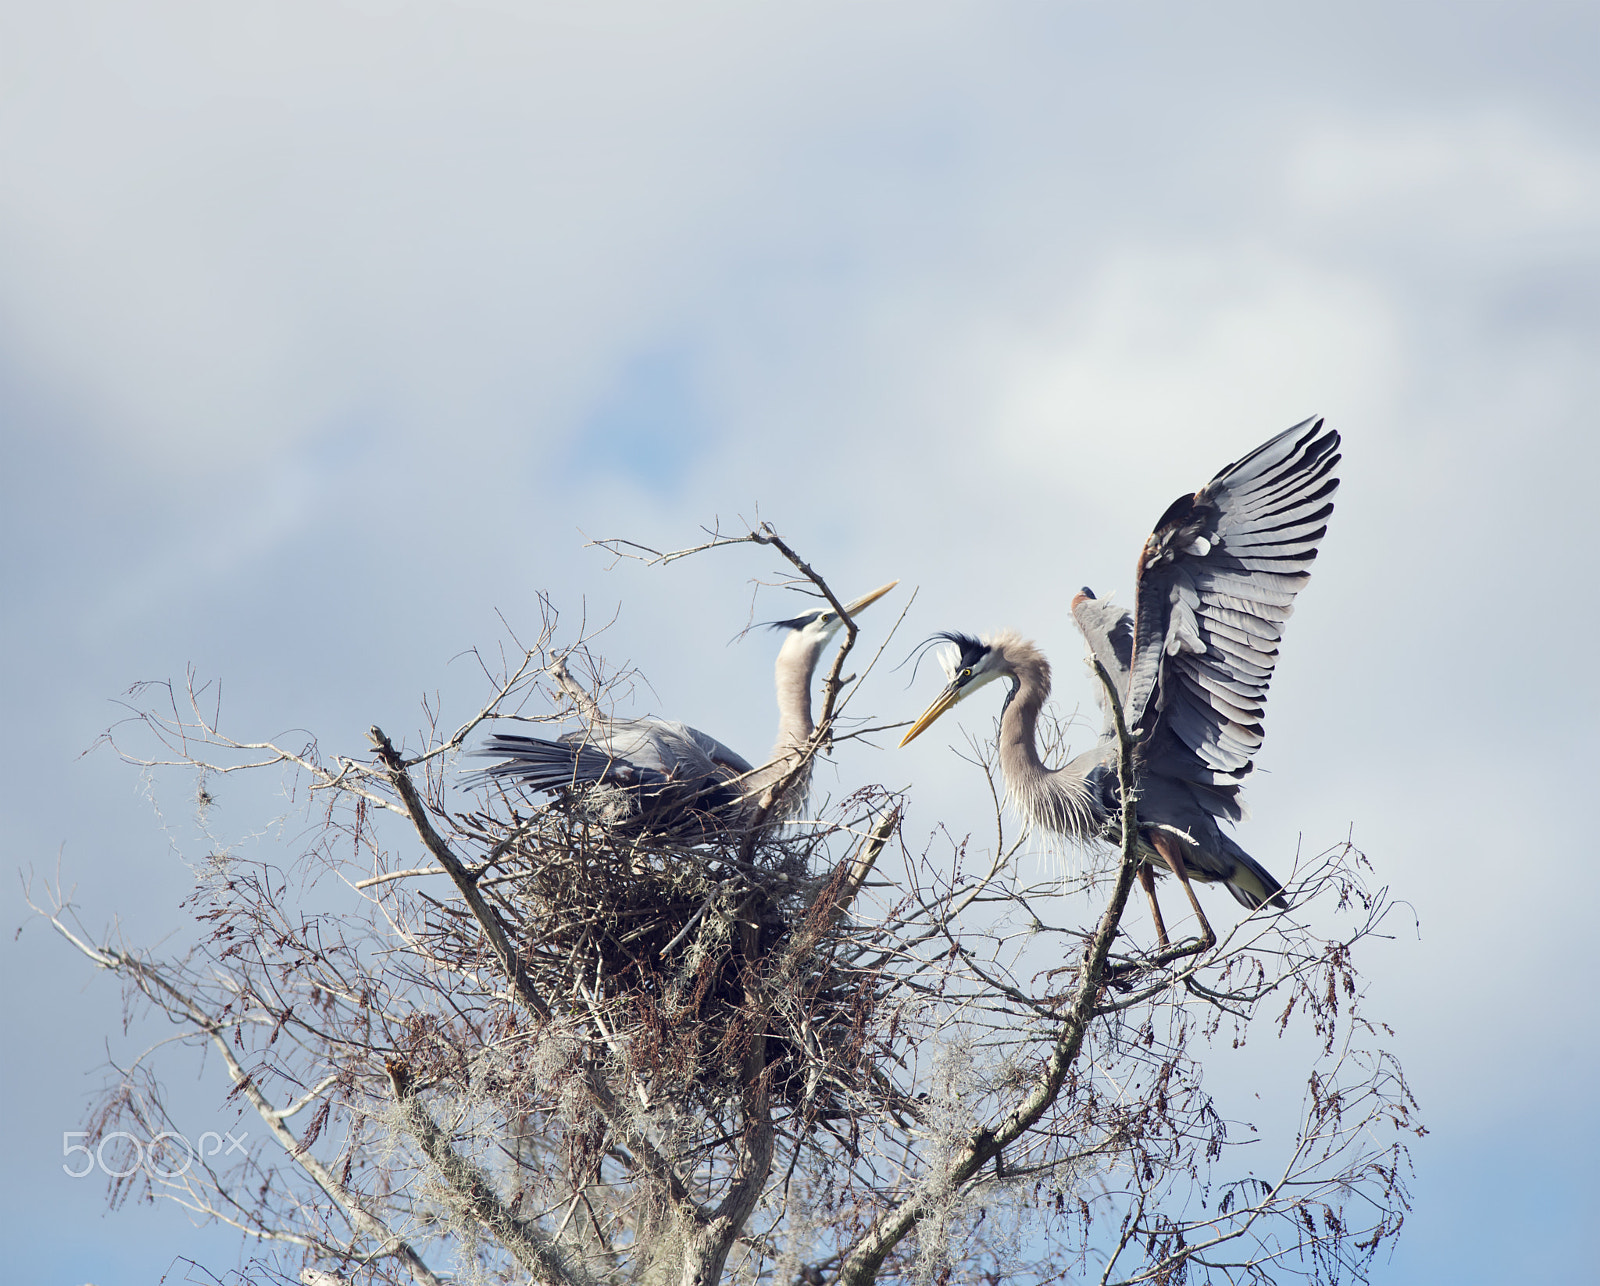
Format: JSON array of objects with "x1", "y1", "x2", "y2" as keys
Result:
[
  {"x1": 900, "y1": 419, "x2": 1340, "y2": 950},
  {"x1": 473, "y1": 582, "x2": 898, "y2": 831}
]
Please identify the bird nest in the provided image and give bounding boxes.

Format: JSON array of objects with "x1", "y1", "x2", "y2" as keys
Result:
[{"x1": 445, "y1": 788, "x2": 886, "y2": 1125}]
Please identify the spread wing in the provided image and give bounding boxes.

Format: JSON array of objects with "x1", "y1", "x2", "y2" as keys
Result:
[{"x1": 1125, "y1": 417, "x2": 1340, "y2": 785}]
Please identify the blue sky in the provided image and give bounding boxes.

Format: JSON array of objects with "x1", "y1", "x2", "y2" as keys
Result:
[{"x1": 3, "y1": 2, "x2": 1597, "y2": 1281}]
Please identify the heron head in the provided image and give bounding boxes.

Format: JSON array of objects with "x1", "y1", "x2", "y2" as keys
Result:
[
  {"x1": 898, "y1": 632, "x2": 1012, "y2": 746},
  {"x1": 769, "y1": 581, "x2": 898, "y2": 646}
]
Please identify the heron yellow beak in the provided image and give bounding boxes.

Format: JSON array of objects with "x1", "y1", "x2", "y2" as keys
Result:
[
  {"x1": 843, "y1": 581, "x2": 898, "y2": 617},
  {"x1": 898, "y1": 682, "x2": 962, "y2": 747}
]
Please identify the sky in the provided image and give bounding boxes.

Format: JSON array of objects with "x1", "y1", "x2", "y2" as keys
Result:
[{"x1": 2, "y1": 1, "x2": 1597, "y2": 1282}]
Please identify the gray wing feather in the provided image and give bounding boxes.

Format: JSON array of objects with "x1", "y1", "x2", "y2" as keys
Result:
[
  {"x1": 470, "y1": 715, "x2": 752, "y2": 796},
  {"x1": 1126, "y1": 417, "x2": 1340, "y2": 785},
  {"x1": 680, "y1": 726, "x2": 758, "y2": 776},
  {"x1": 466, "y1": 733, "x2": 661, "y2": 793},
  {"x1": 585, "y1": 719, "x2": 761, "y2": 792}
]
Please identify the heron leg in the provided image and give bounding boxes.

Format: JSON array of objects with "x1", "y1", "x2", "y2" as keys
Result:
[
  {"x1": 1136, "y1": 862, "x2": 1170, "y2": 948},
  {"x1": 1151, "y1": 833, "x2": 1216, "y2": 953}
]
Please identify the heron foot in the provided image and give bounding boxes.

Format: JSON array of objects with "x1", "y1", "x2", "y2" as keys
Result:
[{"x1": 1147, "y1": 932, "x2": 1215, "y2": 968}]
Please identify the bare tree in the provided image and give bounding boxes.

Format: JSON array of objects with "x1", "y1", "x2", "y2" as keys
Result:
[{"x1": 27, "y1": 527, "x2": 1417, "y2": 1286}]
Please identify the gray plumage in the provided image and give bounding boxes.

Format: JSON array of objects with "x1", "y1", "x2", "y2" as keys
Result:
[
  {"x1": 901, "y1": 418, "x2": 1339, "y2": 943},
  {"x1": 471, "y1": 582, "x2": 897, "y2": 832}
]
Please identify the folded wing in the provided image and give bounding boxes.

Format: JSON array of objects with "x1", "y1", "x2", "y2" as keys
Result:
[{"x1": 469, "y1": 715, "x2": 753, "y2": 802}]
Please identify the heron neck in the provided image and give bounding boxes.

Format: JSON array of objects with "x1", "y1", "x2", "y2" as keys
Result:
[
  {"x1": 997, "y1": 646, "x2": 1100, "y2": 840},
  {"x1": 734, "y1": 632, "x2": 825, "y2": 814},
  {"x1": 998, "y1": 653, "x2": 1052, "y2": 784},
  {"x1": 770, "y1": 633, "x2": 823, "y2": 755}
]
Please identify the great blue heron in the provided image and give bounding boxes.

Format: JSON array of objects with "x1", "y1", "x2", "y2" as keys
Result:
[
  {"x1": 473, "y1": 582, "x2": 898, "y2": 831},
  {"x1": 900, "y1": 419, "x2": 1339, "y2": 950}
]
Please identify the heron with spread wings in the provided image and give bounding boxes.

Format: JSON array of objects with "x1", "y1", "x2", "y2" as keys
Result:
[
  {"x1": 900, "y1": 419, "x2": 1339, "y2": 950},
  {"x1": 473, "y1": 582, "x2": 898, "y2": 832}
]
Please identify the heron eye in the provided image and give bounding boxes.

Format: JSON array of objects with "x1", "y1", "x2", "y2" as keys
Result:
[{"x1": 960, "y1": 668, "x2": 972, "y2": 680}]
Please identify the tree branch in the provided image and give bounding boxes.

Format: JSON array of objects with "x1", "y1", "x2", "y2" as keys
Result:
[
  {"x1": 368, "y1": 725, "x2": 551, "y2": 1023},
  {"x1": 41, "y1": 914, "x2": 445, "y2": 1286},
  {"x1": 385, "y1": 1059, "x2": 595, "y2": 1286},
  {"x1": 835, "y1": 662, "x2": 1142, "y2": 1285}
]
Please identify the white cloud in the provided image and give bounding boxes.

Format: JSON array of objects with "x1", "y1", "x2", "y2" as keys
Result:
[
  {"x1": 1286, "y1": 109, "x2": 1600, "y2": 239},
  {"x1": 986, "y1": 244, "x2": 1401, "y2": 490}
]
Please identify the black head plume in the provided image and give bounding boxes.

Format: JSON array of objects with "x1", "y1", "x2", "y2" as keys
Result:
[
  {"x1": 903, "y1": 630, "x2": 989, "y2": 687},
  {"x1": 765, "y1": 607, "x2": 830, "y2": 633}
]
